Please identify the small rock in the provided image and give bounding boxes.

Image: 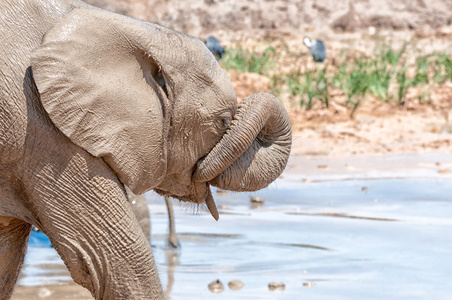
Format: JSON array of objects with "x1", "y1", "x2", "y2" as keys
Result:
[
  {"x1": 228, "y1": 279, "x2": 244, "y2": 291},
  {"x1": 250, "y1": 196, "x2": 265, "y2": 208},
  {"x1": 268, "y1": 281, "x2": 285, "y2": 291},
  {"x1": 38, "y1": 287, "x2": 52, "y2": 298},
  {"x1": 344, "y1": 164, "x2": 355, "y2": 171},
  {"x1": 208, "y1": 279, "x2": 224, "y2": 293},
  {"x1": 303, "y1": 282, "x2": 316, "y2": 287},
  {"x1": 250, "y1": 196, "x2": 264, "y2": 203},
  {"x1": 217, "y1": 188, "x2": 228, "y2": 195}
]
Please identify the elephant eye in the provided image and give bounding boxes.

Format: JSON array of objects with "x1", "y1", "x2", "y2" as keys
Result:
[
  {"x1": 220, "y1": 117, "x2": 231, "y2": 130},
  {"x1": 217, "y1": 111, "x2": 232, "y2": 131},
  {"x1": 155, "y1": 70, "x2": 169, "y2": 98}
]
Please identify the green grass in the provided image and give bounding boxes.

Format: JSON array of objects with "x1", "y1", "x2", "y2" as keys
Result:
[
  {"x1": 221, "y1": 46, "x2": 276, "y2": 75},
  {"x1": 274, "y1": 67, "x2": 329, "y2": 110},
  {"x1": 221, "y1": 43, "x2": 452, "y2": 116},
  {"x1": 433, "y1": 53, "x2": 452, "y2": 83}
]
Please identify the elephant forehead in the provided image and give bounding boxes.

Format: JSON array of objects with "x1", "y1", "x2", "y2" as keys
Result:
[
  {"x1": 170, "y1": 63, "x2": 237, "y2": 119},
  {"x1": 213, "y1": 72, "x2": 238, "y2": 107},
  {"x1": 172, "y1": 36, "x2": 236, "y2": 102},
  {"x1": 176, "y1": 87, "x2": 237, "y2": 126},
  {"x1": 194, "y1": 71, "x2": 237, "y2": 113}
]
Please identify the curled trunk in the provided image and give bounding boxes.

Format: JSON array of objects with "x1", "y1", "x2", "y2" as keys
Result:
[{"x1": 193, "y1": 93, "x2": 292, "y2": 191}]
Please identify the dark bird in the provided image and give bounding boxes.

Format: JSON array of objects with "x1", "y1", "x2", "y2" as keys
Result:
[
  {"x1": 205, "y1": 36, "x2": 225, "y2": 60},
  {"x1": 303, "y1": 37, "x2": 326, "y2": 63}
]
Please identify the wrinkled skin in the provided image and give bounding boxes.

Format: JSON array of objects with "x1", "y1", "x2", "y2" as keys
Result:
[{"x1": 0, "y1": 0, "x2": 292, "y2": 299}]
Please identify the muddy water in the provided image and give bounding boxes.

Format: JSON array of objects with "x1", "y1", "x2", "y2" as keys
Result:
[{"x1": 14, "y1": 153, "x2": 452, "y2": 299}]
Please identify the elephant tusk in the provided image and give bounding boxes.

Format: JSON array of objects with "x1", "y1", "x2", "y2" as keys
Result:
[{"x1": 205, "y1": 188, "x2": 219, "y2": 221}]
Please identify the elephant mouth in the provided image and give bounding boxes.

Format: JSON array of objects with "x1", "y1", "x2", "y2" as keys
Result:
[
  {"x1": 153, "y1": 181, "x2": 219, "y2": 221},
  {"x1": 155, "y1": 93, "x2": 292, "y2": 222}
]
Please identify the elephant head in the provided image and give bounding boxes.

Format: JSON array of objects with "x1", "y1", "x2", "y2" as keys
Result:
[{"x1": 31, "y1": 5, "x2": 292, "y2": 221}]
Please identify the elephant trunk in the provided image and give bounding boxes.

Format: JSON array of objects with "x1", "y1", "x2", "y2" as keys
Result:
[{"x1": 193, "y1": 93, "x2": 292, "y2": 191}]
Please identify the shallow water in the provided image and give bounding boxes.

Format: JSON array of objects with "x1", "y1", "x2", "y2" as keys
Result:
[{"x1": 17, "y1": 153, "x2": 452, "y2": 299}]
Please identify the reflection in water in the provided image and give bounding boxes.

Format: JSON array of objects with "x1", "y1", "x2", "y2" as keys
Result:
[
  {"x1": 177, "y1": 232, "x2": 242, "y2": 240},
  {"x1": 251, "y1": 240, "x2": 330, "y2": 251},
  {"x1": 287, "y1": 212, "x2": 401, "y2": 222},
  {"x1": 164, "y1": 249, "x2": 179, "y2": 300},
  {"x1": 278, "y1": 242, "x2": 330, "y2": 251}
]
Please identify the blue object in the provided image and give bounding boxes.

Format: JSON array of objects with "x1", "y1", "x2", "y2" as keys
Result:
[
  {"x1": 29, "y1": 228, "x2": 52, "y2": 248},
  {"x1": 205, "y1": 36, "x2": 225, "y2": 60},
  {"x1": 303, "y1": 37, "x2": 326, "y2": 63}
]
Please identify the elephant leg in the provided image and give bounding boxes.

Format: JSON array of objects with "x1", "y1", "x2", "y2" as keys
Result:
[
  {"x1": 0, "y1": 216, "x2": 31, "y2": 299},
  {"x1": 164, "y1": 196, "x2": 179, "y2": 248},
  {"x1": 31, "y1": 181, "x2": 163, "y2": 300},
  {"x1": 21, "y1": 148, "x2": 164, "y2": 299}
]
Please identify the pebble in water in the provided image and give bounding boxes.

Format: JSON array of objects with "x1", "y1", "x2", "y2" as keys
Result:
[
  {"x1": 250, "y1": 196, "x2": 264, "y2": 204},
  {"x1": 217, "y1": 188, "x2": 228, "y2": 195},
  {"x1": 250, "y1": 196, "x2": 265, "y2": 208},
  {"x1": 208, "y1": 279, "x2": 224, "y2": 293},
  {"x1": 38, "y1": 287, "x2": 53, "y2": 298},
  {"x1": 228, "y1": 279, "x2": 244, "y2": 291},
  {"x1": 268, "y1": 282, "x2": 285, "y2": 291},
  {"x1": 438, "y1": 169, "x2": 451, "y2": 174}
]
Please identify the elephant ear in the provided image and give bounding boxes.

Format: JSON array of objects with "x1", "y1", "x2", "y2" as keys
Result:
[{"x1": 31, "y1": 8, "x2": 171, "y2": 194}]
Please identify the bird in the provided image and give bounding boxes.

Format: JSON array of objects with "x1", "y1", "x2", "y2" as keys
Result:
[
  {"x1": 303, "y1": 36, "x2": 326, "y2": 63},
  {"x1": 205, "y1": 36, "x2": 225, "y2": 60}
]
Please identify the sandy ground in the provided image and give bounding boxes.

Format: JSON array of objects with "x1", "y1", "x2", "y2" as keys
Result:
[
  {"x1": 288, "y1": 101, "x2": 452, "y2": 156},
  {"x1": 12, "y1": 284, "x2": 92, "y2": 299}
]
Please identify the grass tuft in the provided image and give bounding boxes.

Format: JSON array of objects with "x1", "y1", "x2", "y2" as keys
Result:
[
  {"x1": 221, "y1": 42, "x2": 452, "y2": 116},
  {"x1": 221, "y1": 46, "x2": 276, "y2": 75}
]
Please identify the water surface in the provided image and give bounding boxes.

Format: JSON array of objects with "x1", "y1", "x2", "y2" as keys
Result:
[{"x1": 17, "y1": 153, "x2": 452, "y2": 299}]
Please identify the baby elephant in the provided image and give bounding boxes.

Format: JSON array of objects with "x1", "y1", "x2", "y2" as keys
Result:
[{"x1": 0, "y1": 0, "x2": 292, "y2": 299}]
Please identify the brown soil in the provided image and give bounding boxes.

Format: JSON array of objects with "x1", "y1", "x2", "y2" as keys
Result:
[
  {"x1": 12, "y1": 284, "x2": 92, "y2": 299},
  {"x1": 86, "y1": 0, "x2": 452, "y2": 37},
  {"x1": 287, "y1": 83, "x2": 452, "y2": 155}
]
